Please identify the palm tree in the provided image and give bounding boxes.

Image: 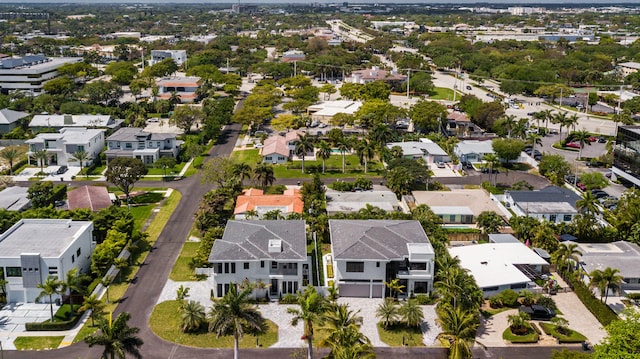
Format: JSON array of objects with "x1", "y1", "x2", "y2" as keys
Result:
[
  {"x1": 482, "y1": 153, "x2": 500, "y2": 185},
  {"x1": 376, "y1": 298, "x2": 399, "y2": 329},
  {"x1": 320, "y1": 304, "x2": 372, "y2": 358},
  {"x1": 36, "y1": 275, "x2": 65, "y2": 321},
  {"x1": 502, "y1": 114, "x2": 518, "y2": 138},
  {"x1": 69, "y1": 149, "x2": 92, "y2": 177},
  {"x1": 79, "y1": 294, "x2": 105, "y2": 327},
  {"x1": 32, "y1": 149, "x2": 50, "y2": 175},
  {"x1": 384, "y1": 278, "x2": 405, "y2": 299},
  {"x1": 552, "y1": 111, "x2": 568, "y2": 141},
  {"x1": 552, "y1": 243, "x2": 582, "y2": 274},
  {"x1": 316, "y1": 141, "x2": 332, "y2": 174},
  {"x1": 84, "y1": 312, "x2": 143, "y2": 359},
  {"x1": 253, "y1": 163, "x2": 276, "y2": 191},
  {"x1": 399, "y1": 299, "x2": 424, "y2": 328},
  {"x1": 181, "y1": 300, "x2": 207, "y2": 333},
  {"x1": 526, "y1": 132, "x2": 543, "y2": 158},
  {"x1": 355, "y1": 139, "x2": 375, "y2": 173},
  {"x1": 232, "y1": 162, "x2": 253, "y2": 187},
  {"x1": 576, "y1": 191, "x2": 599, "y2": 216},
  {"x1": 65, "y1": 268, "x2": 88, "y2": 316},
  {"x1": 113, "y1": 257, "x2": 128, "y2": 283},
  {"x1": 511, "y1": 118, "x2": 529, "y2": 140},
  {"x1": 287, "y1": 286, "x2": 327, "y2": 359},
  {"x1": 507, "y1": 311, "x2": 531, "y2": 335},
  {"x1": 209, "y1": 284, "x2": 266, "y2": 359},
  {"x1": 436, "y1": 304, "x2": 479, "y2": 359},
  {"x1": 540, "y1": 109, "x2": 554, "y2": 130},
  {"x1": 336, "y1": 138, "x2": 351, "y2": 174},
  {"x1": 0, "y1": 146, "x2": 21, "y2": 175},
  {"x1": 294, "y1": 134, "x2": 315, "y2": 173},
  {"x1": 572, "y1": 130, "x2": 591, "y2": 160},
  {"x1": 368, "y1": 123, "x2": 394, "y2": 150},
  {"x1": 566, "y1": 113, "x2": 580, "y2": 133},
  {"x1": 589, "y1": 267, "x2": 624, "y2": 304}
]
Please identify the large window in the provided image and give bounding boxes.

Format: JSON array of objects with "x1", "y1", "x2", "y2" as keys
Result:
[
  {"x1": 346, "y1": 262, "x2": 364, "y2": 273},
  {"x1": 414, "y1": 281, "x2": 428, "y2": 294},
  {"x1": 5, "y1": 267, "x2": 22, "y2": 277},
  {"x1": 409, "y1": 262, "x2": 427, "y2": 271}
]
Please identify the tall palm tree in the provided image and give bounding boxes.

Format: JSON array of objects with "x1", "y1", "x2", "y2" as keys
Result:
[
  {"x1": 376, "y1": 298, "x2": 399, "y2": 329},
  {"x1": 482, "y1": 153, "x2": 500, "y2": 185},
  {"x1": 336, "y1": 138, "x2": 351, "y2": 174},
  {"x1": 36, "y1": 275, "x2": 65, "y2": 321},
  {"x1": 209, "y1": 284, "x2": 266, "y2": 359},
  {"x1": 65, "y1": 268, "x2": 88, "y2": 316},
  {"x1": 79, "y1": 294, "x2": 105, "y2": 327},
  {"x1": 572, "y1": 130, "x2": 591, "y2": 160},
  {"x1": 181, "y1": 300, "x2": 207, "y2": 333},
  {"x1": 589, "y1": 267, "x2": 624, "y2": 304},
  {"x1": 576, "y1": 191, "x2": 599, "y2": 216},
  {"x1": 436, "y1": 304, "x2": 479, "y2": 359},
  {"x1": 540, "y1": 109, "x2": 554, "y2": 130},
  {"x1": 32, "y1": 149, "x2": 50, "y2": 175},
  {"x1": 69, "y1": 149, "x2": 92, "y2": 177},
  {"x1": 253, "y1": 163, "x2": 276, "y2": 191},
  {"x1": 511, "y1": 118, "x2": 529, "y2": 140},
  {"x1": 316, "y1": 141, "x2": 332, "y2": 174},
  {"x1": 84, "y1": 312, "x2": 143, "y2": 359},
  {"x1": 320, "y1": 304, "x2": 372, "y2": 358},
  {"x1": 502, "y1": 114, "x2": 518, "y2": 138},
  {"x1": 566, "y1": 114, "x2": 580, "y2": 133},
  {"x1": 526, "y1": 132, "x2": 543, "y2": 157},
  {"x1": 287, "y1": 286, "x2": 327, "y2": 359},
  {"x1": 552, "y1": 111, "x2": 568, "y2": 141},
  {"x1": 399, "y1": 299, "x2": 424, "y2": 328},
  {"x1": 355, "y1": 139, "x2": 375, "y2": 173},
  {"x1": 232, "y1": 162, "x2": 253, "y2": 187},
  {"x1": 294, "y1": 134, "x2": 315, "y2": 174},
  {"x1": 0, "y1": 146, "x2": 21, "y2": 175},
  {"x1": 552, "y1": 243, "x2": 582, "y2": 274}
]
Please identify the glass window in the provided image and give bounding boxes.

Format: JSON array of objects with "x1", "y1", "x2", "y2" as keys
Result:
[
  {"x1": 563, "y1": 214, "x2": 572, "y2": 222},
  {"x1": 346, "y1": 262, "x2": 364, "y2": 272},
  {"x1": 271, "y1": 261, "x2": 278, "y2": 269},
  {"x1": 231, "y1": 263, "x2": 236, "y2": 273},
  {"x1": 549, "y1": 214, "x2": 557, "y2": 222},
  {"x1": 244, "y1": 262, "x2": 249, "y2": 270},
  {"x1": 261, "y1": 261, "x2": 264, "y2": 268},
  {"x1": 77, "y1": 248, "x2": 81, "y2": 257},
  {"x1": 409, "y1": 262, "x2": 427, "y2": 270},
  {"x1": 6, "y1": 267, "x2": 22, "y2": 277},
  {"x1": 414, "y1": 281, "x2": 428, "y2": 293},
  {"x1": 125, "y1": 143, "x2": 132, "y2": 149}
]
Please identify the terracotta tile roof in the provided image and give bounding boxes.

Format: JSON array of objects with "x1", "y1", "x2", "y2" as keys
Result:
[
  {"x1": 67, "y1": 186, "x2": 112, "y2": 212},
  {"x1": 234, "y1": 189, "x2": 303, "y2": 215},
  {"x1": 447, "y1": 111, "x2": 470, "y2": 122}
]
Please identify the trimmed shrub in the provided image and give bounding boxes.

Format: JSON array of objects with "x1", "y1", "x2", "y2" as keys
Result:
[
  {"x1": 279, "y1": 293, "x2": 297, "y2": 304},
  {"x1": 414, "y1": 294, "x2": 435, "y2": 305},
  {"x1": 488, "y1": 295, "x2": 503, "y2": 308},
  {"x1": 535, "y1": 296, "x2": 558, "y2": 310},
  {"x1": 564, "y1": 273, "x2": 618, "y2": 326},
  {"x1": 499, "y1": 289, "x2": 520, "y2": 308}
]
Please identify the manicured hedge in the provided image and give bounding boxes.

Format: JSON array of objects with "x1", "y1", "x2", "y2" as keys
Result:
[
  {"x1": 26, "y1": 311, "x2": 83, "y2": 331},
  {"x1": 564, "y1": 273, "x2": 618, "y2": 326}
]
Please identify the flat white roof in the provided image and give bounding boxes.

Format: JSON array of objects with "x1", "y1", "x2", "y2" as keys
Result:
[
  {"x1": 455, "y1": 140, "x2": 495, "y2": 156},
  {"x1": 517, "y1": 202, "x2": 577, "y2": 214},
  {"x1": 448, "y1": 243, "x2": 547, "y2": 288},
  {"x1": 387, "y1": 140, "x2": 448, "y2": 157},
  {"x1": 0, "y1": 219, "x2": 93, "y2": 258}
]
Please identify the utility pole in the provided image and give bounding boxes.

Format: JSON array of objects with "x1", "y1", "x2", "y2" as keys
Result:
[
  {"x1": 406, "y1": 68, "x2": 411, "y2": 99},
  {"x1": 559, "y1": 87, "x2": 563, "y2": 108},
  {"x1": 452, "y1": 65, "x2": 459, "y2": 102},
  {"x1": 293, "y1": 61, "x2": 297, "y2": 77}
]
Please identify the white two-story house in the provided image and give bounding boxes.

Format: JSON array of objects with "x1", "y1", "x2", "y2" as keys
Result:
[
  {"x1": 105, "y1": 127, "x2": 181, "y2": 165},
  {"x1": 0, "y1": 219, "x2": 94, "y2": 303},
  {"x1": 329, "y1": 220, "x2": 435, "y2": 298},
  {"x1": 207, "y1": 220, "x2": 310, "y2": 299},
  {"x1": 26, "y1": 127, "x2": 105, "y2": 167}
]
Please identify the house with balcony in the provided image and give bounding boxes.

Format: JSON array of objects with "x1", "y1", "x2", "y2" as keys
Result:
[
  {"x1": 105, "y1": 127, "x2": 181, "y2": 165},
  {"x1": 329, "y1": 220, "x2": 435, "y2": 298},
  {"x1": 0, "y1": 219, "x2": 94, "y2": 303},
  {"x1": 207, "y1": 220, "x2": 309, "y2": 299},
  {"x1": 26, "y1": 127, "x2": 105, "y2": 167},
  {"x1": 156, "y1": 76, "x2": 201, "y2": 103}
]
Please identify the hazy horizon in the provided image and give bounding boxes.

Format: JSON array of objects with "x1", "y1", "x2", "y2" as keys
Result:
[{"x1": 0, "y1": 0, "x2": 634, "y2": 4}]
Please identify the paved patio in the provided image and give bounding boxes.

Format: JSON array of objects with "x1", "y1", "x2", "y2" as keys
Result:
[{"x1": 0, "y1": 303, "x2": 53, "y2": 350}]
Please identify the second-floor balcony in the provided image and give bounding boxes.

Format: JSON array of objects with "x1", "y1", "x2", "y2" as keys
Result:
[{"x1": 270, "y1": 263, "x2": 298, "y2": 276}]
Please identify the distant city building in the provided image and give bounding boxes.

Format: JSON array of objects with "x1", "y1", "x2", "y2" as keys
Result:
[
  {"x1": 150, "y1": 49, "x2": 187, "y2": 66},
  {"x1": 0, "y1": 54, "x2": 82, "y2": 95},
  {"x1": 507, "y1": 7, "x2": 545, "y2": 15},
  {"x1": 231, "y1": 4, "x2": 258, "y2": 14}
]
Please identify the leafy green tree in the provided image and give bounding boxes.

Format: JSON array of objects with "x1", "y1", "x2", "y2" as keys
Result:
[
  {"x1": 363, "y1": 80, "x2": 391, "y2": 101},
  {"x1": 354, "y1": 100, "x2": 405, "y2": 128},
  {"x1": 376, "y1": 298, "x2": 399, "y2": 329},
  {"x1": 399, "y1": 299, "x2": 424, "y2": 328},
  {"x1": 105, "y1": 158, "x2": 148, "y2": 206},
  {"x1": 80, "y1": 80, "x2": 123, "y2": 106},
  {"x1": 578, "y1": 172, "x2": 608, "y2": 191},
  {"x1": 538, "y1": 154, "x2": 571, "y2": 185},
  {"x1": 65, "y1": 267, "x2": 88, "y2": 315},
  {"x1": 492, "y1": 138, "x2": 525, "y2": 163},
  {"x1": 208, "y1": 284, "x2": 266, "y2": 359},
  {"x1": 336, "y1": 138, "x2": 351, "y2": 174},
  {"x1": 154, "y1": 157, "x2": 177, "y2": 179},
  {"x1": 37, "y1": 275, "x2": 66, "y2": 321},
  {"x1": 181, "y1": 300, "x2": 207, "y2": 333},
  {"x1": 577, "y1": 192, "x2": 599, "y2": 216},
  {"x1": 105, "y1": 61, "x2": 137, "y2": 85},
  {"x1": 410, "y1": 100, "x2": 447, "y2": 132},
  {"x1": 476, "y1": 211, "x2": 504, "y2": 234},
  {"x1": 270, "y1": 114, "x2": 297, "y2": 131},
  {"x1": 170, "y1": 106, "x2": 204, "y2": 134},
  {"x1": 84, "y1": 312, "x2": 143, "y2": 359},
  {"x1": 354, "y1": 139, "x2": 375, "y2": 173},
  {"x1": 43, "y1": 77, "x2": 75, "y2": 96},
  {"x1": 593, "y1": 309, "x2": 640, "y2": 359},
  {"x1": 287, "y1": 286, "x2": 327, "y2": 359},
  {"x1": 408, "y1": 71, "x2": 434, "y2": 94},
  {"x1": 27, "y1": 181, "x2": 57, "y2": 208},
  {"x1": 472, "y1": 101, "x2": 505, "y2": 130}
]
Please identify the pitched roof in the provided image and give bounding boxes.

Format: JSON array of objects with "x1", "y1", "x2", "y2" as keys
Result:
[
  {"x1": 208, "y1": 220, "x2": 307, "y2": 262},
  {"x1": 0, "y1": 108, "x2": 29, "y2": 125},
  {"x1": 0, "y1": 186, "x2": 30, "y2": 211},
  {"x1": 570, "y1": 241, "x2": 640, "y2": 279},
  {"x1": 455, "y1": 140, "x2": 495, "y2": 155},
  {"x1": 508, "y1": 186, "x2": 580, "y2": 208},
  {"x1": 260, "y1": 135, "x2": 290, "y2": 158},
  {"x1": 330, "y1": 220, "x2": 433, "y2": 261},
  {"x1": 234, "y1": 189, "x2": 303, "y2": 215},
  {"x1": 67, "y1": 186, "x2": 112, "y2": 211}
]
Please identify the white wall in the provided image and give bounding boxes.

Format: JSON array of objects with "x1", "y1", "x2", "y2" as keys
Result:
[{"x1": 334, "y1": 260, "x2": 386, "y2": 281}]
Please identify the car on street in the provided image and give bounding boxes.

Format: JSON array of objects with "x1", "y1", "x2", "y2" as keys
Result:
[
  {"x1": 519, "y1": 305, "x2": 556, "y2": 320},
  {"x1": 566, "y1": 142, "x2": 581, "y2": 149},
  {"x1": 598, "y1": 137, "x2": 607, "y2": 143},
  {"x1": 589, "y1": 136, "x2": 598, "y2": 142},
  {"x1": 466, "y1": 85, "x2": 472, "y2": 90}
]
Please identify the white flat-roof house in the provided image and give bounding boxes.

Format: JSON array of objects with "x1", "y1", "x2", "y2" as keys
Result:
[
  {"x1": 207, "y1": 220, "x2": 310, "y2": 299},
  {"x1": 105, "y1": 127, "x2": 181, "y2": 165},
  {"x1": 29, "y1": 114, "x2": 123, "y2": 131},
  {"x1": 26, "y1": 127, "x2": 105, "y2": 167},
  {"x1": 307, "y1": 101, "x2": 362, "y2": 123},
  {"x1": 0, "y1": 219, "x2": 94, "y2": 303},
  {"x1": 150, "y1": 50, "x2": 187, "y2": 66},
  {"x1": 504, "y1": 186, "x2": 580, "y2": 223},
  {"x1": 448, "y1": 242, "x2": 548, "y2": 297},
  {"x1": 0, "y1": 55, "x2": 82, "y2": 95},
  {"x1": 454, "y1": 140, "x2": 495, "y2": 163},
  {"x1": 329, "y1": 220, "x2": 435, "y2": 298},
  {"x1": 569, "y1": 241, "x2": 640, "y2": 294},
  {"x1": 387, "y1": 139, "x2": 450, "y2": 164}
]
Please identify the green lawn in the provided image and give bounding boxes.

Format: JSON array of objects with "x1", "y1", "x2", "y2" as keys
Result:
[
  {"x1": 231, "y1": 149, "x2": 261, "y2": 164},
  {"x1": 130, "y1": 204, "x2": 154, "y2": 231},
  {"x1": 13, "y1": 336, "x2": 64, "y2": 350},
  {"x1": 377, "y1": 322, "x2": 424, "y2": 347},
  {"x1": 169, "y1": 242, "x2": 200, "y2": 281},
  {"x1": 427, "y1": 87, "x2": 461, "y2": 101},
  {"x1": 146, "y1": 161, "x2": 187, "y2": 176},
  {"x1": 150, "y1": 300, "x2": 278, "y2": 348},
  {"x1": 539, "y1": 322, "x2": 587, "y2": 343},
  {"x1": 73, "y1": 321, "x2": 99, "y2": 343}
]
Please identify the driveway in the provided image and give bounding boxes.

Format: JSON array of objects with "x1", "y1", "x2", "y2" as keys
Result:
[{"x1": 0, "y1": 303, "x2": 53, "y2": 350}]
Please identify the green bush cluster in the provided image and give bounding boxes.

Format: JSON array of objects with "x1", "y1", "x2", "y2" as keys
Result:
[
  {"x1": 329, "y1": 178, "x2": 373, "y2": 192},
  {"x1": 489, "y1": 289, "x2": 520, "y2": 308},
  {"x1": 26, "y1": 311, "x2": 83, "y2": 331},
  {"x1": 278, "y1": 293, "x2": 297, "y2": 304},
  {"x1": 539, "y1": 322, "x2": 587, "y2": 343},
  {"x1": 413, "y1": 294, "x2": 436, "y2": 305},
  {"x1": 565, "y1": 274, "x2": 618, "y2": 326}
]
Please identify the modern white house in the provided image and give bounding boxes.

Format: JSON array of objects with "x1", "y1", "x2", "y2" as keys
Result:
[
  {"x1": 206, "y1": 220, "x2": 310, "y2": 299},
  {"x1": 307, "y1": 101, "x2": 362, "y2": 123},
  {"x1": 448, "y1": 242, "x2": 548, "y2": 297},
  {"x1": 454, "y1": 140, "x2": 495, "y2": 163},
  {"x1": 105, "y1": 127, "x2": 182, "y2": 165},
  {"x1": 150, "y1": 49, "x2": 187, "y2": 66},
  {"x1": 387, "y1": 139, "x2": 449, "y2": 164},
  {"x1": 329, "y1": 220, "x2": 435, "y2": 298},
  {"x1": 0, "y1": 219, "x2": 94, "y2": 303},
  {"x1": 156, "y1": 76, "x2": 201, "y2": 103},
  {"x1": 29, "y1": 114, "x2": 123, "y2": 131},
  {"x1": 504, "y1": 186, "x2": 580, "y2": 223},
  {"x1": 26, "y1": 127, "x2": 105, "y2": 167},
  {"x1": 0, "y1": 55, "x2": 82, "y2": 95}
]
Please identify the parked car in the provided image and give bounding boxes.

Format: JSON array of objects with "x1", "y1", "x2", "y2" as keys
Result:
[
  {"x1": 566, "y1": 142, "x2": 581, "y2": 149},
  {"x1": 598, "y1": 137, "x2": 607, "y2": 143},
  {"x1": 436, "y1": 161, "x2": 446, "y2": 168},
  {"x1": 56, "y1": 166, "x2": 68, "y2": 174},
  {"x1": 565, "y1": 175, "x2": 576, "y2": 184},
  {"x1": 519, "y1": 305, "x2": 556, "y2": 320},
  {"x1": 576, "y1": 182, "x2": 587, "y2": 191},
  {"x1": 481, "y1": 167, "x2": 499, "y2": 174},
  {"x1": 549, "y1": 129, "x2": 559, "y2": 135},
  {"x1": 589, "y1": 136, "x2": 598, "y2": 142},
  {"x1": 466, "y1": 85, "x2": 472, "y2": 90}
]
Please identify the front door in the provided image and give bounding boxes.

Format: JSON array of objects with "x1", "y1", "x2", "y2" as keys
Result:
[{"x1": 270, "y1": 279, "x2": 278, "y2": 297}]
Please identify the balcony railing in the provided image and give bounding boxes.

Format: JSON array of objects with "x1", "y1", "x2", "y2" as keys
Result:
[{"x1": 270, "y1": 268, "x2": 298, "y2": 276}]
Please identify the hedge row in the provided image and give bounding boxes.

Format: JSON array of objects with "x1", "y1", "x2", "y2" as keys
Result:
[
  {"x1": 0, "y1": 158, "x2": 27, "y2": 175},
  {"x1": 25, "y1": 311, "x2": 83, "y2": 331},
  {"x1": 565, "y1": 273, "x2": 619, "y2": 327}
]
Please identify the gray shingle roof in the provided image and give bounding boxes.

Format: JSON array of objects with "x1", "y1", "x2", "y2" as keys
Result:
[
  {"x1": 329, "y1": 220, "x2": 432, "y2": 260},
  {"x1": 106, "y1": 127, "x2": 175, "y2": 142},
  {"x1": 508, "y1": 186, "x2": 580, "y2": 208},
  {"x1": 208, "y1": 220, "x2": 307, "y2": 262},
  {"x1": 0, "y1": 108, "x2": 29, "y2": 125}
]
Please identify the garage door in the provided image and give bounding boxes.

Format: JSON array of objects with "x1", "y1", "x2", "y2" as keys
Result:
[
  {"x1": 339, "y1": 284, "x2": 370, "y2": 298},
  {"x1": 371, "y1": 284, "x2": 384, "y2": 298}
]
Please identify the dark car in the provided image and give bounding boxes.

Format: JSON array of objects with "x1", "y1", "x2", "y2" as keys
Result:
[
  {"x1": 598, "y1": 137, "x2": 607, "y2": 143},
  {"x1": 56, "y1": 166, "x2": 68, "y2": 174},
  {"x1": 466, "y1": 85, "x2": 472, "y2": 90},
  {"x1": 519, "y1": 305, "x2": 556, "y2": 320}
]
